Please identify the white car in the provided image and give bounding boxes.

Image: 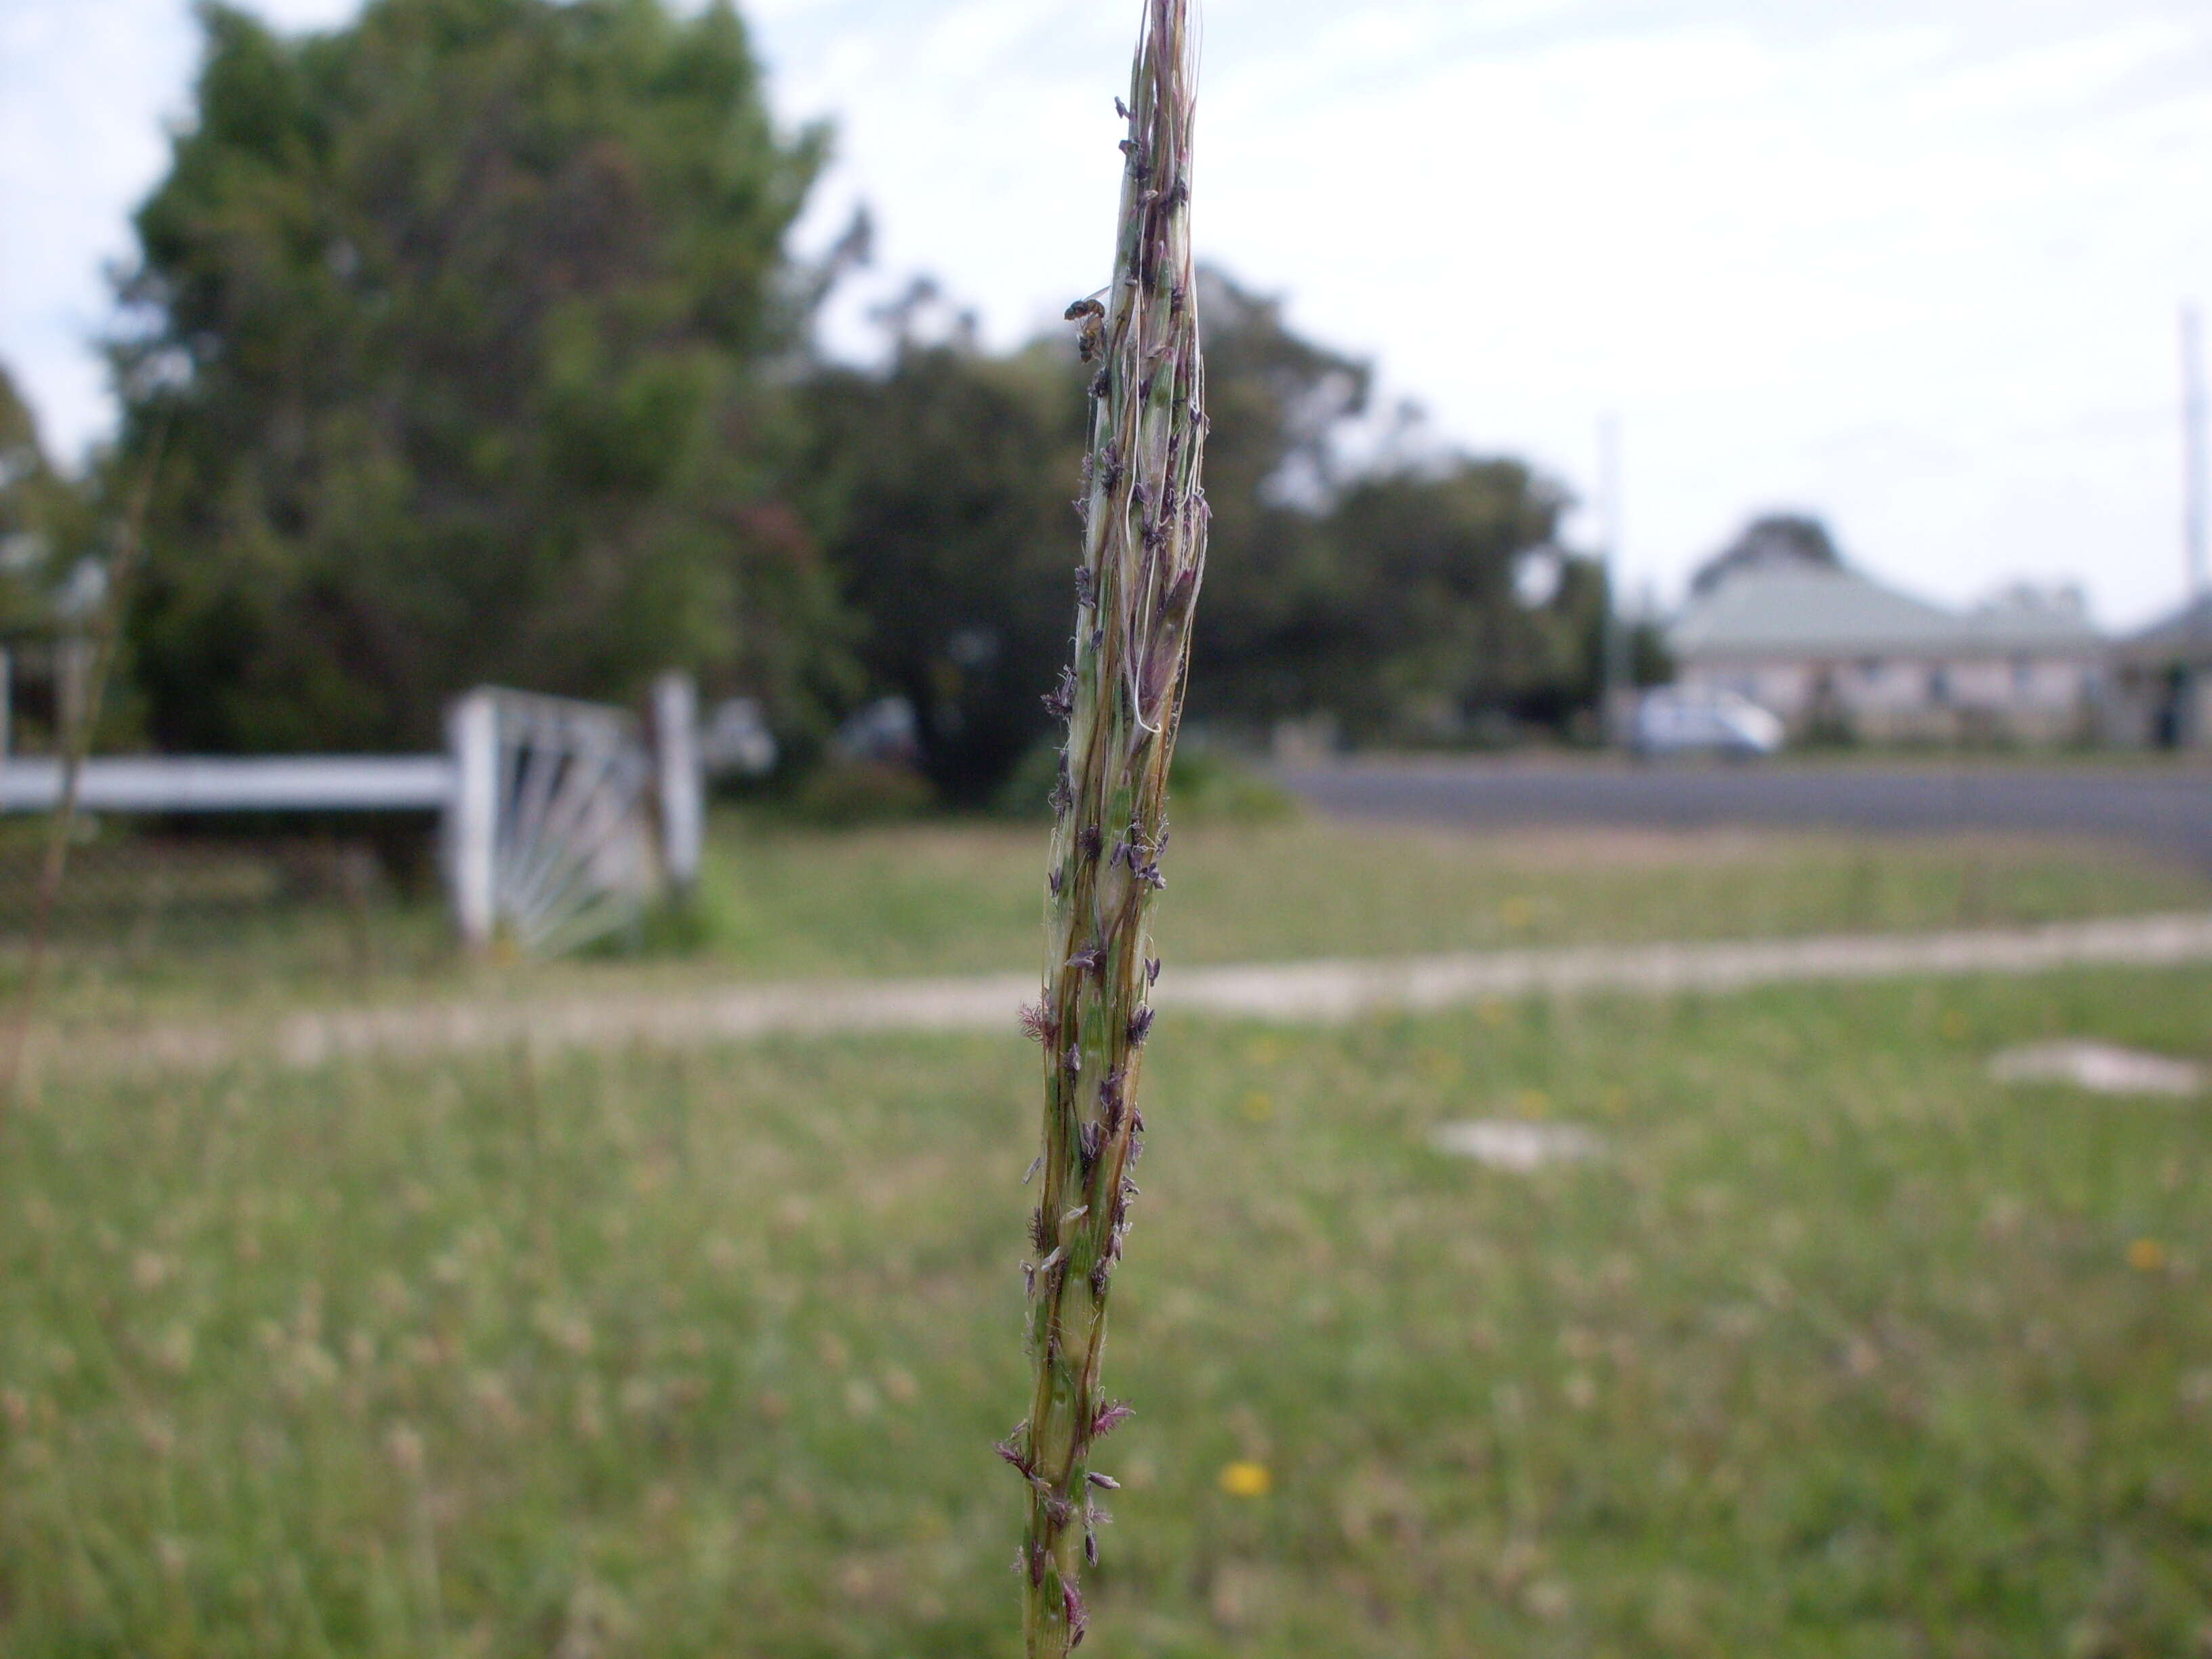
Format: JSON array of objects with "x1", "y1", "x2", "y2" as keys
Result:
[{"x1": 1631, "y1": 688, "x2": 1786, "y2": 758}]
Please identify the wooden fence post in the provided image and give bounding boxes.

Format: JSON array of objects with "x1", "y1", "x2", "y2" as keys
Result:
[
  {"x1": 447, "y1": 689, "x2": 499, "y2": 947},
  {"x1": 653, "y1": 671, "x2": 702, "y2": 890}
]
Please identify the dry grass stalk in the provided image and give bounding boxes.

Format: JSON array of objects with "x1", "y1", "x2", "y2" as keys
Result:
[
  {"x1": 1, "y1": 417, "x2": 169, "y2": 1115},
  {"x1": 1002, "y1": 1, "x2": 1208, "y2": 1652}
]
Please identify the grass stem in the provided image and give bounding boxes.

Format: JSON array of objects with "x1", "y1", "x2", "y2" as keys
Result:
[{"x1": 1010, "y1": 3, "x2": 1208, "y2": 1651}]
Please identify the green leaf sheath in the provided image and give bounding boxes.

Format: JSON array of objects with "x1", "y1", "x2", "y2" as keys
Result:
[{"x1": 1009, "y1": 2, "x2": 1207, "y2": 1654}]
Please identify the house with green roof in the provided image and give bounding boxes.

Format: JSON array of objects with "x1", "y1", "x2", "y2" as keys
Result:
[{"x1": 1666, "y1": 561, "x2": 2106, "y2": 745}]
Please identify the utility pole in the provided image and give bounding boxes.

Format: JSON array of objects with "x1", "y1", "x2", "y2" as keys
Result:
[
  {"x1": 2185, "y1": 303, "x2": 2208, "y2": 602},
  {"x1": 1597, "y1": 413, "x2": 1629, "y2": 745}
]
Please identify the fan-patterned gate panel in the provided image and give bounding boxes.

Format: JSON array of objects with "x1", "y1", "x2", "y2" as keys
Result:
[{"x1": 447, "y1": 688, "x2": 663, "y2": 955}]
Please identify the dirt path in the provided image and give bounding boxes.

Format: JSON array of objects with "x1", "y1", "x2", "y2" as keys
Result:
[{"x1": 34, "y1": 911, "x2": 2212, "y2": 1081}]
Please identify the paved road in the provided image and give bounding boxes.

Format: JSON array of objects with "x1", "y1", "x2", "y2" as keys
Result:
[{"x1": 1275, "y1": 758, "x2": 2212, "y2": 869}]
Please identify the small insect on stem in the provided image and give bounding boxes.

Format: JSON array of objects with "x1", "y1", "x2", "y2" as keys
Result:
[
  {"x1": 1042, "y1": 665, "x2": 1077, "y2": 721},
  {"x1": 1065, "y1": 295, "x2": 1108, "y2": 363}
]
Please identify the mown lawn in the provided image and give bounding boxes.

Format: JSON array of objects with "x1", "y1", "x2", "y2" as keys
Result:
[
  {"x1": 692, "y1": 817, "x2": 2212, "y2": 979},
  {"x1": 5, "y1": 963, "x2": 2208, "y2": 1656}
]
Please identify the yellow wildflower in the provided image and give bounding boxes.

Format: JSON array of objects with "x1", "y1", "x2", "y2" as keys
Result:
[{"x1": 1218, "y1": 1460, "x2": 1273, "y2": 1498}]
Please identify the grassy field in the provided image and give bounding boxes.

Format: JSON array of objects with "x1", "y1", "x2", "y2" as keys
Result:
[
  {"x1": 5, "y1": 961, "x2": 2208, "y2": 1656},
  {"x1": 691, "y1": 817, "x2": 2212, "y2": 979},
  {"x1": 12, "y1": 813, "x2": 2207, "y2": 1028}
]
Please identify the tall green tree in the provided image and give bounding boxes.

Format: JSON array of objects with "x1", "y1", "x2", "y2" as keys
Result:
[
  {"x1": 1311, "y1": 456, "x2": 1585, "y2": 740},
  {"x1": 115, "y1": 0, "x2": 844, "y2": 754},
  {"x1": 794, "y1": 266, "x2": 1595, "y2": 792},
  {"x1": 1179, "y1": 269, "x2": 1372, "y2": 726},
  {"x1": 794, "y1": 268, "x2": 1388, "y2": 799},
  {"x1": 794, "y1": 298, "x2": 1088, "y2": 804},
  {"x1": 1166, "y1": 273, "x2": 1586, "y2": 743}
]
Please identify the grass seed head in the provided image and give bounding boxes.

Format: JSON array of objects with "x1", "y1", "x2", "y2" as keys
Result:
[{"x1": 1017, "y1": 1, "x2": 1206, "y2": 1652}]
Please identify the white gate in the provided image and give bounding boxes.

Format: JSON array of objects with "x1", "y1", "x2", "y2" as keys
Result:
[
  {"x1": 1, "y1": 674, "x2": 707, "y2": 957},
  {"x1": 446, "y1": 688, "x2": 670, "y2": 956}
]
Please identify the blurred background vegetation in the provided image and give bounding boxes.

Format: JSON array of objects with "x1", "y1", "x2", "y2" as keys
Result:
[{"x1": 0, "y1": 0, "x2": 1653, "y2": 812}]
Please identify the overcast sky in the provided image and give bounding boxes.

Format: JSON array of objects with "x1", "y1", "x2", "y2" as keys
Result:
[{"x1": 3, "y1": 0, "x2": 2208, "y2": 626}]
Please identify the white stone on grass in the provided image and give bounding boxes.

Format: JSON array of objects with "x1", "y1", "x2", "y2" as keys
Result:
[
  {"x1": 1433, "y1": 1120, "x2": 1604, "y2": 1171},
  {"x1": 1988, "y1": 1041, "x2": 2203, "y2": 1097}
]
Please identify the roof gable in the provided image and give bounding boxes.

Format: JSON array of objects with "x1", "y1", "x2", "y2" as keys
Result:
[
  {"x1": 1672, "y1": 566, "x2": 1955, "y2": 657},
  {"x1": 2118, "y1": 594, "x2": 2212, "y2": 664},
  {"x1": 1670, "y1": 565, "x2": 2104, "y2": 659}
]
